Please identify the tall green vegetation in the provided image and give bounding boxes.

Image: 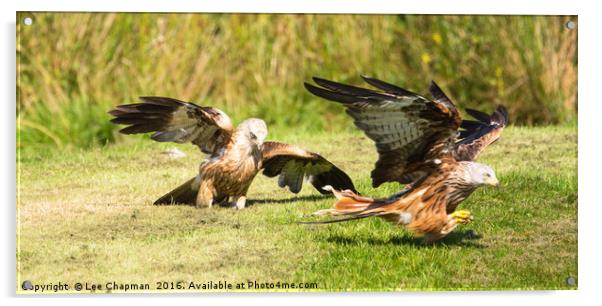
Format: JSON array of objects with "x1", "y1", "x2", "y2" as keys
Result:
[{"x1": 17, "y1": 13, "x2": 577, "y2": 148}]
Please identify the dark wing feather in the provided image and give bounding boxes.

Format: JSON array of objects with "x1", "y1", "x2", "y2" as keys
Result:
[
  {"x1": 261, "y1": 141, "x2": 357, "y2": 194},
  {"x1": 108, "y1": 96, "x2": 234, "y2": 155},
  {"x1": 305, "y1": 76, "x2": 462, "y2": 187},
  {"x1": 454, "y1": 105, "x2": 508, "y2": 161},
  {"x1": 360, "y1": 75, "x2": 419, "y2": 96},
  {"x1": 429, "y1": 81, "x2": 457, "y2": 112}
]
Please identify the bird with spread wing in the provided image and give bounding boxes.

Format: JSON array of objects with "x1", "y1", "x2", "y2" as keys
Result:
[
  {"x1": 304, "y1": 76, "x2": 508, "y2": 243},
  {"x1": 108, "y1": 96, "x2": 356, "y2": 209}
]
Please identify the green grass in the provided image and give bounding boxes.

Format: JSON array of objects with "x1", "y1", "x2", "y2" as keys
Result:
[
  {"x1": 17, "y1": 13, "x2": 577, "y2": 148},
  {"x1": 16, "y1": 126, "x2": 577, "y2": 292}
]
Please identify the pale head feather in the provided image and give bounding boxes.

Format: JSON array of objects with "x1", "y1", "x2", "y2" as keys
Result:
[
  {"x1": 459, "y1": 161, "x2": 499, "y2": 187},
  {"x1": 238, "y1": 118, "x2": 268, "y2": 144}
]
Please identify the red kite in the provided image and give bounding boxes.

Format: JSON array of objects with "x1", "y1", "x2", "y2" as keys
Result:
[
  {"x1": 109, "y1": 97, "x2": 356, "y2": 209},
  {"x1": 305, "y1": 76, "x2": 507, "y2": 242}
]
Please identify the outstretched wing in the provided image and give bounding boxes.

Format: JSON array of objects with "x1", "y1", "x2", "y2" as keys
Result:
[
  {"x1": 305, "y1": 76, "x2": 462, "y2": 187},
  {"x1": 109, "y1": 96, "x2": 234, "y2": 155},
  {"x1": 261, "y1": 142, "x2": 357, "y2": 194},
  {"x1": 454, "y1": 105, "x2": 508, "y2": 161}
]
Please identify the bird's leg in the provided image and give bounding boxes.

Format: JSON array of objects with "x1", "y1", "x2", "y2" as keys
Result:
[
  {"x1": 439, "y1": 210, "x2": 473, "y2": 236},
  {"x1": 230, "y1": 196, "x2": 247, "y2": 210},
  {"x1": 196, "y1": 182, "x2": 214, "y2": 209},
  {"x1": 449, "y1": 210, "x2": 473, "y2": 225},
  {"x1": 423, "y1": 210, "x2": 474, "y2": 244}
]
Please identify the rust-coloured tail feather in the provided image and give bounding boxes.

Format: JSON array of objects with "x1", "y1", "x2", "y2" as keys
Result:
[
  {"x1": 308, "y1": 186, "x2": 395, "y2": 224},
  {"x1": 334, "y1": 196, "x2": 373, "y2": 212},
  {"x1": 322, "y1": 185, "x2": 375, "y2": 213}
]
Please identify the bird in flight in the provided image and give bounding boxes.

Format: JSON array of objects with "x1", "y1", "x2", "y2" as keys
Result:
[
  {"x1": 108, "y1": 96, "x2": 356, "y2": 209},
  {"x1": 304, "y1": 76, "x2": 507, "y2": 243}
]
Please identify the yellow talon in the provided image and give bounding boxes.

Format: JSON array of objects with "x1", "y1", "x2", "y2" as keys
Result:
[{"x1": 451, "y1": 210, "x2": 474, "y2": 224}]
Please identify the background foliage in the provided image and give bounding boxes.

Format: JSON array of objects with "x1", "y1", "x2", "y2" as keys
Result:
[{"x1": 17, "y1": 13, "x2": 577, "y2": 148}]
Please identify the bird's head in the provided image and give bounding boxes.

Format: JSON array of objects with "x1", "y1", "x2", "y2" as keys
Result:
[
  {"x1": 463, "y1": 162, "x2": 500, "y2": 187},
  {"x1": 239, "y1": 118, "x2": 268, "y2": 145}
]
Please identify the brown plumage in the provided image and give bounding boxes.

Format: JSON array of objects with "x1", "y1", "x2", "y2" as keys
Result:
[
  {"x1": 454, "y1": 106, "x2": 508, "y2": 161},
  {"x1": 304, "y1": 76, "x2": 508, "y2": 242},
  {"x1": 109, "y1": 96, "x2": 356, "y2": 209}
]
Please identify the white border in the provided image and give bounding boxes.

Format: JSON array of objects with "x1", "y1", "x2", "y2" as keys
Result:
[
  {"x1": 10, "y1": 0, "x2": 580, "y2": 15},
  {"x1": 3, "y1": 0, "x2": 599, "y2": 305}
]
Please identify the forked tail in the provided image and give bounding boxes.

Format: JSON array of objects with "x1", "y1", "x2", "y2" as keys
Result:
[{"x1": 304, "y1": 186, "x2": 393, "y2": 224}]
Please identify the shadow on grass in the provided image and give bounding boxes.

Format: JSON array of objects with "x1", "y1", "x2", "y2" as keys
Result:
[
  {"x1": 152, "y1": 195, "x2": 331, "y2": 207},
  {"x1": 153, "y1": 202, "x2": 196, "y2": 207},
  {"x1": 247, "y1": 194, "x2": 331, "y2": 206},
  {"x1": 325, "y1": 229, "x2": 485, "y2": 248}
]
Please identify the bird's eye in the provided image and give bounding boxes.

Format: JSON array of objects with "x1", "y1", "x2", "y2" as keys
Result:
[
  {"x1": 484, "y1": 173, "x2": 491, "y2": 177},
  {"x1": 250, "y1": 132, "x2": 257, "y2": 140}
]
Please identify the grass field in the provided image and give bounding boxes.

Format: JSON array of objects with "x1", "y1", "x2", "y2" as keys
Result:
[{"x1": 16, "y1": 126, "x2": 577, "y2": 292}]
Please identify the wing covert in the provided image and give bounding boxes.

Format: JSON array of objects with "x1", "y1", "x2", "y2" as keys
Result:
[
  {"x1": 454, "y1": 105, "x2": 508, "y2": 161},
  {"x1": 305, "y1": 76, "x2": 462, "y2": 187}
]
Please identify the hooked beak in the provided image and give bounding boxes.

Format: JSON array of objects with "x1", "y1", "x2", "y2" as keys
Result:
[{"x1": 486, "y1": 177, "x2": 500, "y2": 187}]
